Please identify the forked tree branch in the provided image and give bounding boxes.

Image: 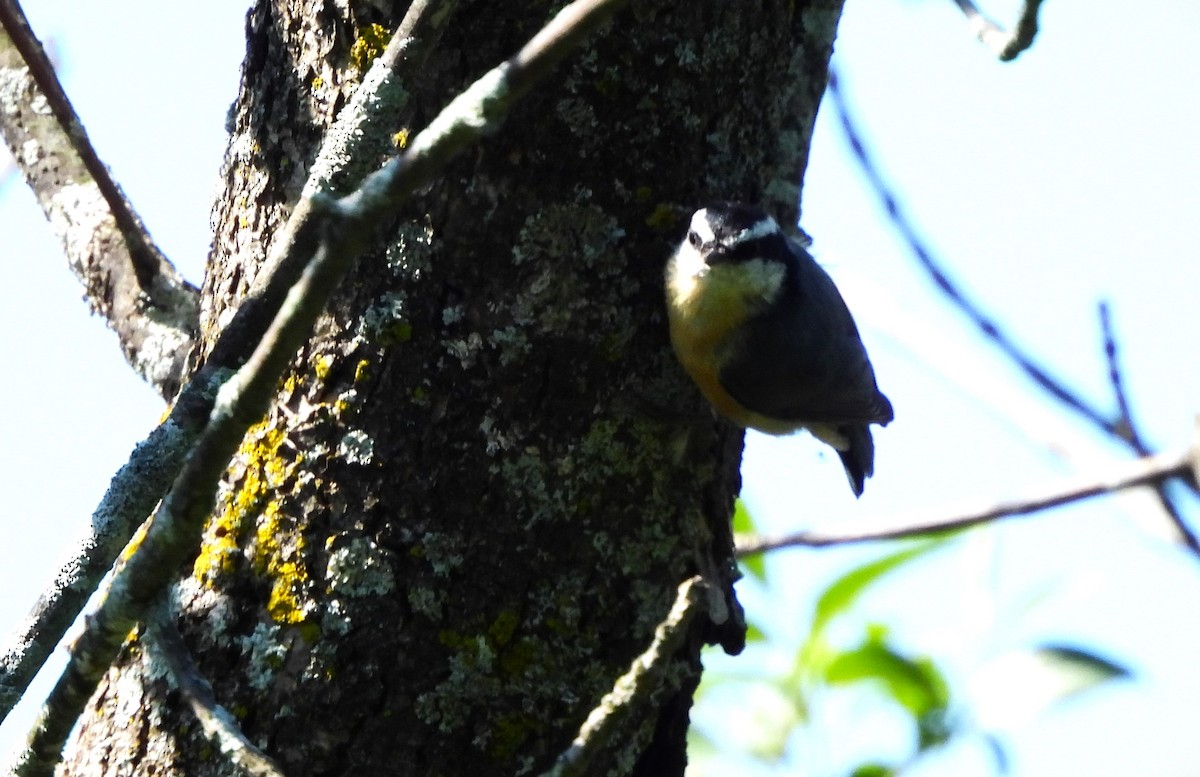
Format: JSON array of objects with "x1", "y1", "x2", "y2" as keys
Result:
[
  {"x1": 6, "y1": 0, "x2": 629, "y2": 772},
  {"x1": 1096, "y1": 301, "x2": 1196, "y2": 545},
  {"x1": 143, "y1": 599, "x2": 286, "y2": 777},
  {"x1": 737, "y1": 444, "x2": 1196, "y2": 554},
  {"x1": 0, "y1": 0, "x2": 198, "y2": 399},
  {"x1": 825, "y1": 70, "x2": 1199, "y2": 554}
]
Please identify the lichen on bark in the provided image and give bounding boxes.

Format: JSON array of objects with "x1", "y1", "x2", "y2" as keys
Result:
[{"x1": 61, "y1": 2, "x2": 845, "y2": 775}]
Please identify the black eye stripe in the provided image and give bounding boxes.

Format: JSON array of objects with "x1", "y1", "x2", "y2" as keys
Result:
[{"x1": 719, "y1": 234, "x2": 785, "y2": 263}]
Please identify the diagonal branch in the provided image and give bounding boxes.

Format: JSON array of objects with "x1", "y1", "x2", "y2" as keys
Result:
[
  {"x1": 825, "y1": 70, "x2": 1117, "y2": 440},
  {"x1": 1097, "y1": 302, "x2": 1199, "y2": 550},
  {"x1": 0, "y1": 0, "x2": 459, "y2": 726},
  {"x1": 5, "y1": 0, "x2": 630, "y2": 772},
  {"x1": 1099, "y1": 301, "x2": 1147, "y2": 454},
  {"x1": 737, "y1": 445, "x2": 1195, "y2": 554},
  {"x1": 951, "y1": 0, "x2": 1043, "y2": 61},
  {"x1": 144, "y1": 598, "x2": 286, "y2": 777},
  {"x1": 542, "y1": 577, "x2": 709, "y2": 777},
  {"x1": 825, "y1": 70, "x2": 1197, "y2": 553},
  {"x1": 0, "y1": 0, "x2": 198, "y2": 399}
]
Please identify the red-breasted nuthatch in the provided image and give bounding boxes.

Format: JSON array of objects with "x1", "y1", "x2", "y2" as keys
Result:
[{"x1": 665, "y1": 202, "x2": 893, "y2": 496}]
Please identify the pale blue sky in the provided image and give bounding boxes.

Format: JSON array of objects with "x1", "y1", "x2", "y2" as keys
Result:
[{"x1": 3, "y1": 1, "x2": 1199, "y2": 774}]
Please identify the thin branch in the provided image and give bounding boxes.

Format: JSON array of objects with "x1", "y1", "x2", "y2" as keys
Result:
[
  {"x1": 826, "y1": 70, "x2": 1199, "y2": 553},
  {"x1": 0, "y1": 408, "x2": 203, "y2": 722},
  {"x1": 737, "y1": 446, "x2": 1195, "y2": 554},
  {"x1": 1097, "y1": 302, "x2": 1199, "y2": 551},
  {"x1": 5, "y1": 1, "x2": 629, "y2": 773},
  {"x1": 542, "y1": 577, "x2": 708, "y2": 777},
  {"x1": 212, "y1": 0, "x2": 463, "y2": 354},
  {"x1": 0, "y1": 0, "x2": 165, "y2": 286},
  {"x1": 144, "y1": 599, "x2": 286, "y2": 777},
  {"x1": 1099, "y1": 301, "x2": 1145, "y2": 453},
  {"x1": 825, "y1": 70, "x2": 1118, "y2": 439},
  {"x1": 339, "y1": 0, "x2": 629, "y2": 219},
  {"x1": 0, "y1": 0, "x2": 198, "y2": 398},
  {"x1": 951, "y1": 0, "x2": 1043, "y2": 61},
  {"x1": 302, "y1": 0, "x2": 460, "y2": 198},
  {"x1": 0, "y1": 0, "x2": 459, "y2": 725},
  {"x1": 10, "y1": 220, "x2": 342, "y2": 773}
]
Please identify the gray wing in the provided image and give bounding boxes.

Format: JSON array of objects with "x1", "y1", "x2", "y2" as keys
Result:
[{"x1": 719, "y1": 243, "x2": 893, "y2": 426}]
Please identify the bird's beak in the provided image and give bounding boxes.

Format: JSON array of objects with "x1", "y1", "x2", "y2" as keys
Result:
[{"x1": 702, "y1": 242, "x2": 731, "y2": 266}]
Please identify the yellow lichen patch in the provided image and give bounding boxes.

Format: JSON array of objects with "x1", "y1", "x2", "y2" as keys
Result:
[
  {"x1": 254, "y1": 501, "x2": 310, "y2": 625},
  {"x1": 645, "y1": 202, "x2": 677, "y2": 230},
  {"x1": 490, "y1": 712, "x2": 537, "y2": 763},
  {"x1": 388, "y1": 321, "x2": 413, "y2": 344},
  {"x1": 498, "y1": 637, "x2": 540, "y2": 678},
  {"x1": 392, "y1": 128, "x2": 410, "y2": 149},
  {"x1": 313, "y1": 353, "x2": 334, "y2": 381},
  {"x1": 354, "y1": 358, "x2": 371, "y2": 384},
  {"x1": 191, "y1": 514, "x2": 241, "y2": 582},
  {"x1": 488, "y1": 611, "x2": 520, "y2": 647},
  {"x1": 193, "y1": 418, "x2": 305, "y2": 607},
  {"x1": 349, "y1": 23, "x2": 390, "y2": 72},
  {"x1": 120, "y1": 517, "x2": 153, "y2": 563}
]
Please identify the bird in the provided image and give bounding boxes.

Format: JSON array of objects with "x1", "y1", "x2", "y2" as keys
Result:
[{"x1": 664, "y1": 202, "x2": 893, "y2": 496}]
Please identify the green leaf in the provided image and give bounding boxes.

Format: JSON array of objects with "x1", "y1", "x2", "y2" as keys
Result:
[
  {"x1": 820, "y1": 626, "x2": 954, "y2": 750},
  {"x1": 851, "y1": 764, "x2": 896, "y2": 777},
  {"x1": 686, "y1": 724, "x2": 718, "y2": 758},
  {"x1": 732, "y1": 498, "x2": 757, "y2": 533},
  {"x1": 1034, "y1": 644, "x2": 1131, "y2": 696},
  {"x1": 971, "y1": 644, "x2": 1130, "y2": 730},
  {"x1": 811, "y1": 539, "x2": 945, "y2": 637},
  {"x1": 743, "y1": 621, "x2": 768, "y2": 644},
  {"x1": 823, "y1": 632, "x2": 951, "y2": 720},
  {"x1": 732, "y1": 499, "x2": 766, "y2": 582}
]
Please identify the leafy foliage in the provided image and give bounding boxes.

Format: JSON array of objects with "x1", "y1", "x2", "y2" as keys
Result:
[{"x1": 694, "y1": 516, "x2": 1129, "y2": 777}]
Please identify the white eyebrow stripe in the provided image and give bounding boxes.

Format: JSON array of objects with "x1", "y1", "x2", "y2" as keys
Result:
[
  {"x1": 733, "y1": 216, "x2": 779, "y2": 245},
  {"x1": 690, "y1": 209, "x2": 716, "y2": 244}
]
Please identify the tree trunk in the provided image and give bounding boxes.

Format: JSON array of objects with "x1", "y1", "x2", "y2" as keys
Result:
[{"x1": 61, "y1": 2, "x2": 843, "y2": 775}]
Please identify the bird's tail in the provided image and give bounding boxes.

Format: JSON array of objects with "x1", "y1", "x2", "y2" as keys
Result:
[{"x1": 836, "y1": 424, "x2": 875, "y2": 498}]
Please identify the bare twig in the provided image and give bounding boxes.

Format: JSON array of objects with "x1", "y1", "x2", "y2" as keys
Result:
[
  {"x1": 144, "y1": 599, "x2": 285, "y2": 777},
  {"x1": 825, "y1": 70, "x2": 1117, "y2": 439},
  {"x1": 1099, "y1": 302, "x2": 1144, "y2": 453},
  {"x1": 542, "y1": 577, "x2": 708, "y2": 777},
  {"x1": 737, "y1": 446, "x2": 1195, "y2": 554},
  {"x1": 0, "y1": 0, "x2": 459, "y2": 725},
  {"x1": 6, "y1": 1, "x2": 629, "y2": 772},
  {"x1": 1097, "y1": 302, "x2": 1199, "y2": 550},
  {"x1": 0, "y1": 0, "x2": 198, "y2": 398},
  {"x1": 951, "y1": 0, "x2": 1043, "y2": 61},
  {"x1": 826, "y1": 70, "x2": 1197, "y2": 554}
]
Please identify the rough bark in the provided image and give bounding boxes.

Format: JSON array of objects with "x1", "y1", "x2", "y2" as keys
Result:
[{"x1": 60, "y1": 1, "x2": 844, "y2": 775}]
